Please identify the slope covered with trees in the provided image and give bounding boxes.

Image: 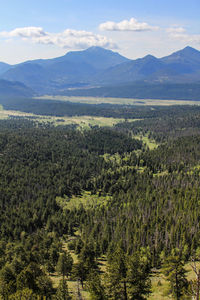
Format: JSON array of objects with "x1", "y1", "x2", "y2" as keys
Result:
[{"x1": 1, "y1": 106, "x2": 200, "y2": 298}]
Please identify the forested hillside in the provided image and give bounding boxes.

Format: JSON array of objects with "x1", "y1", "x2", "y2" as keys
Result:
[{"x1": 1, "y1": 106, "x2": 200, "y2": 299}]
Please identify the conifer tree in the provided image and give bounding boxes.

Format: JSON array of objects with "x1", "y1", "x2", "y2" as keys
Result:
[
  {"x1": 8, "y1": 288, "x2": 38, "y2": 300},
  {"x1": 105, "y1": 248, "x2": 152, "y2": 299},
  {"x1": 87, "y1": 271, "x2": 106, "y2": 300},
  {"x1": 105, "y1": 247, "x2": 128, "y2": 300},
  {"x1": 127, "y1": 252, "x2": 151, "y2": 300},
  {"x1": 54, "y1": 279, "x2": 71, "y2": 300},
  {"x1": 162, "y1": 250, "x2": 188, "y2": 299},
  {"x1": 56, "y1": 251, "x2": 73, "y2": 279}
]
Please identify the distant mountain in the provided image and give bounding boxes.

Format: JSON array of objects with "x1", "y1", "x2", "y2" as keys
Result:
[
  {"x1": 161, "y1": 46, "x2": 200, "y2": 66},
  {"x1": 24, "y1": 46, "x2": 129, "y2": 70},
  {"x1": 0, "y1": 79, "x2": 34, "y2": 98},
  {"x1": 1, "y1": 47, "x2": 129, "y2": 93},
  {"x1": 92, "y1": 46, "x2": 200, "y2": 85},
  {"x1": 2, "y1": 61, "x2": 95, "y2": 94},
  {"x1": 52, "y1": 46, "x2": 130, "y2": 70},
  {"x1": 92, "y1": 55, "x2": 165, "y2": 85},
  {"x1": 0, "y1": 46, "x2": 200, "y2": 95},
  {"x1": 60, "y1": 82, "x2": 200, "y2": 101},
  {"x1": 0, "y1": 62, "x2": 11, "y2": 75},
  {"x1": 156, "y1": 46, "x2": 200, "y2": 82},
  {"x1": 1, "y1": 63, "x2": 49, "y2": 91}
]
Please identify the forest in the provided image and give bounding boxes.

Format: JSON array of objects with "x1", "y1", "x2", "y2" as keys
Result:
[
  {"x1": 1, "y1": 96, "x2": 200, "y2": 119},
  {"x1": 1, "y1": 104, "x2": 200, "y2": 299}
]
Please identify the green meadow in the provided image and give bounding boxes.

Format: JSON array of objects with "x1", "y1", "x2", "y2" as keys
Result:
[{"x1": 36, "y1": 95, "x2": 200, "y2": 106}]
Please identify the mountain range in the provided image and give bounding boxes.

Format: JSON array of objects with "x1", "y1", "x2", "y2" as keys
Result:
[
  {"x1": 0, "y1": 46, "x2": 200, "y2": 98},
  {"x1": 0, "y1": 79, "x2": 34, "y2": 98}
]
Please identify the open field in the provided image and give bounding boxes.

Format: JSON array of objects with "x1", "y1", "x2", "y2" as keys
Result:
[
  {"x1": 0, "y1": 109, "x2": 132, "y2": 128},
  {"x1": 56, "y1": 191, "x2": 111, "y2": 210},
  {"x1": 133, "y1": 133, "x2": 158, "y2": 150},
  {"x1": 36, "y1": 95, "x2": 200, "y2": 106},
  {"x1": 0, "y1": 109, "x2": 42, "y2": 120}
]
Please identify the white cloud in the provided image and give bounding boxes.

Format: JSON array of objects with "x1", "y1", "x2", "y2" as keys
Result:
[
  {"x1": 0, "y1": 26, "x2": 117, "y2": 49},
  {"x1": 166, "y1": 27, "x2": 200, "y2": 44},
  {"x1": 99, "y1": 18, "x2": 159, "y2": 32},
  {"x1": 166, "y1": 27, "x2": 186, "y2": 34},
  {"x1": 0, "y1": 27, "x2": 46, "y2": 38}
]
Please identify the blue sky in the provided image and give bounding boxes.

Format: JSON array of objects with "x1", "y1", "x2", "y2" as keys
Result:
[{"x1": 0, "y1": 0, "x2": 199, "y2": 64}]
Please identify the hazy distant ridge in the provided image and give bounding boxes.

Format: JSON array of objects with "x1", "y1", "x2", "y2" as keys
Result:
[{"x1": 0, "y1": 46, "x2": 200, "y2": 98}]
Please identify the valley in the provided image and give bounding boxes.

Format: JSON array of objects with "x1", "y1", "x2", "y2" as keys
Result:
[
  {"x1": 1, "y1": 0, "x2": 200, "y2": 298},
  {"x1": 0, "y1": 108, "x2": 129, "y2": 128},
  {"x1": 0, "y1": 38, "x2": 200, "y2": 300},
  {"x1": 0, "y1": 103, "x2": 200, "y2": 298}
]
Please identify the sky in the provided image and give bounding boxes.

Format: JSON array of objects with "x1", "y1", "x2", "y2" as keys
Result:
[{"x1": 0, "y1": 0, "x2": 199, "y2": 64}]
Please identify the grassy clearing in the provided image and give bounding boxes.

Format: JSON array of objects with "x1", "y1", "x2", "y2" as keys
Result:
[
  {"x1": 50, "y1": 274, "x2": 90, "y2": 299},
  {"x1": 103, "y1": 152, "x2": 127, "y2": 165},
  {"x1": 72, "y1": 116, "x2": 128, "y2": 129},
  {"x1": 56, "y1": 191, "x2": 111, "y2": 211},
  {"x1": 0, "y1": 109, "x2": 51, "y2": 121},
  {"x1": 134, "y1": 134, "x2": 158, "y2": 150},
  {"x1": 36, "y1": 95, "x2": 200, "y2": 106},
  {"x1": 153, "y1": 170, "x2": 169, "y2": 177},
  {"x1": 149, "y1": 270, "x2": 172, "y2": 299},
  {"x1": 188, "y1": 164, "x2": 200, "y2": 175},
  {"x1": 67, "y1": 280, "x2": 90, "y2": 300},
  {"x1": 149, "y1": 262, "x2": 200, "y2": 299},
  {"x1": 0, "y1": 109, "x2": 133, "y2": 128}
]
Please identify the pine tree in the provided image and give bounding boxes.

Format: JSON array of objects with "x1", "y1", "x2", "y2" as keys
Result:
[
  {"x1": 8, "y1": 288, "x2": 38, "y2": 300},
  {"x1": 105, "y1": 248, "x2": 152, "y2": 299},
  {"x1": 54, "y1": 279, "x2": 71, "y2": 300},
  {"x1": 56, "y1": 251, "x2": 73, "y2": 279},
  {"x1": 105, "y1": 247, "x2": 127, "y2": 300},
  {"x1": 71, "y1": 261, "x2": 88, "y2": 288},
  {"x1": 87, "y1": 271, "x2": 106, "y2": 300},
  {"x1": 162, "y1": 250, "x2": 188, "y2": 299},
  {"x1": 127, "y1": 252, "x2": 151, "y2": 300}
]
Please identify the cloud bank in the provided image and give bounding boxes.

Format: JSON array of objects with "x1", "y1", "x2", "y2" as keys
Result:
[
  {"x1": 166, "y1": 26, "x2": 200, "y2": 44},
  {"x1": 0, "y1": 27, "x2": 117, "y2": 49},
  {"x1": 166, "y1": 27, "x2": 186, "y2": 34},
  {"x1": 99, "y1": 18, "x2": 158, "y2": 32},
  {"x1": 0, "y1": 27, "x2": 46, "y2": 38}
]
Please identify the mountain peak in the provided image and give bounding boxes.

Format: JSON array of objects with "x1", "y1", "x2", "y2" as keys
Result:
[
  {"x1": 184, "y1": 46, "x2": 194, "y2": 50},
  {"x1": 85, "y1": 46, "x2": 109, "y2": 52},
  {"x1": 64, "y1": 46, "x2": 118, "y2": 57},
  {"x1": 143, "y1": 54, "x2": 158, "y2": 61},
  {"x1": 161, "y1": 46, "x2": 200, "y2": 65},
  {"x1": 175, "y1": 46, "x2": 200, "y2": 56},
  {"x1": 62, "y1": 46, "x2": 129, "y2": 70},
  {"x1": 84, "y1": 46, "x2": 127, "y2": 57}
]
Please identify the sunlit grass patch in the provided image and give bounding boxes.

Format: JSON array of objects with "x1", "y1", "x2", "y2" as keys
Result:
[
  {"x1": 0, "y1": 108, "x2": 134, "y2": 128},
  {"x1": 149, "y1": 270, "x2": 171, "y2": 299},
  {"x1": 56, "y1": 191, "x2": 111, "y2": 210},
  {"x1": 133, "y1": 133, "x2": 158, "y2": 150},
  {"x1": 36, "y1": 95, "x2": 200, "y2": 106}
]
